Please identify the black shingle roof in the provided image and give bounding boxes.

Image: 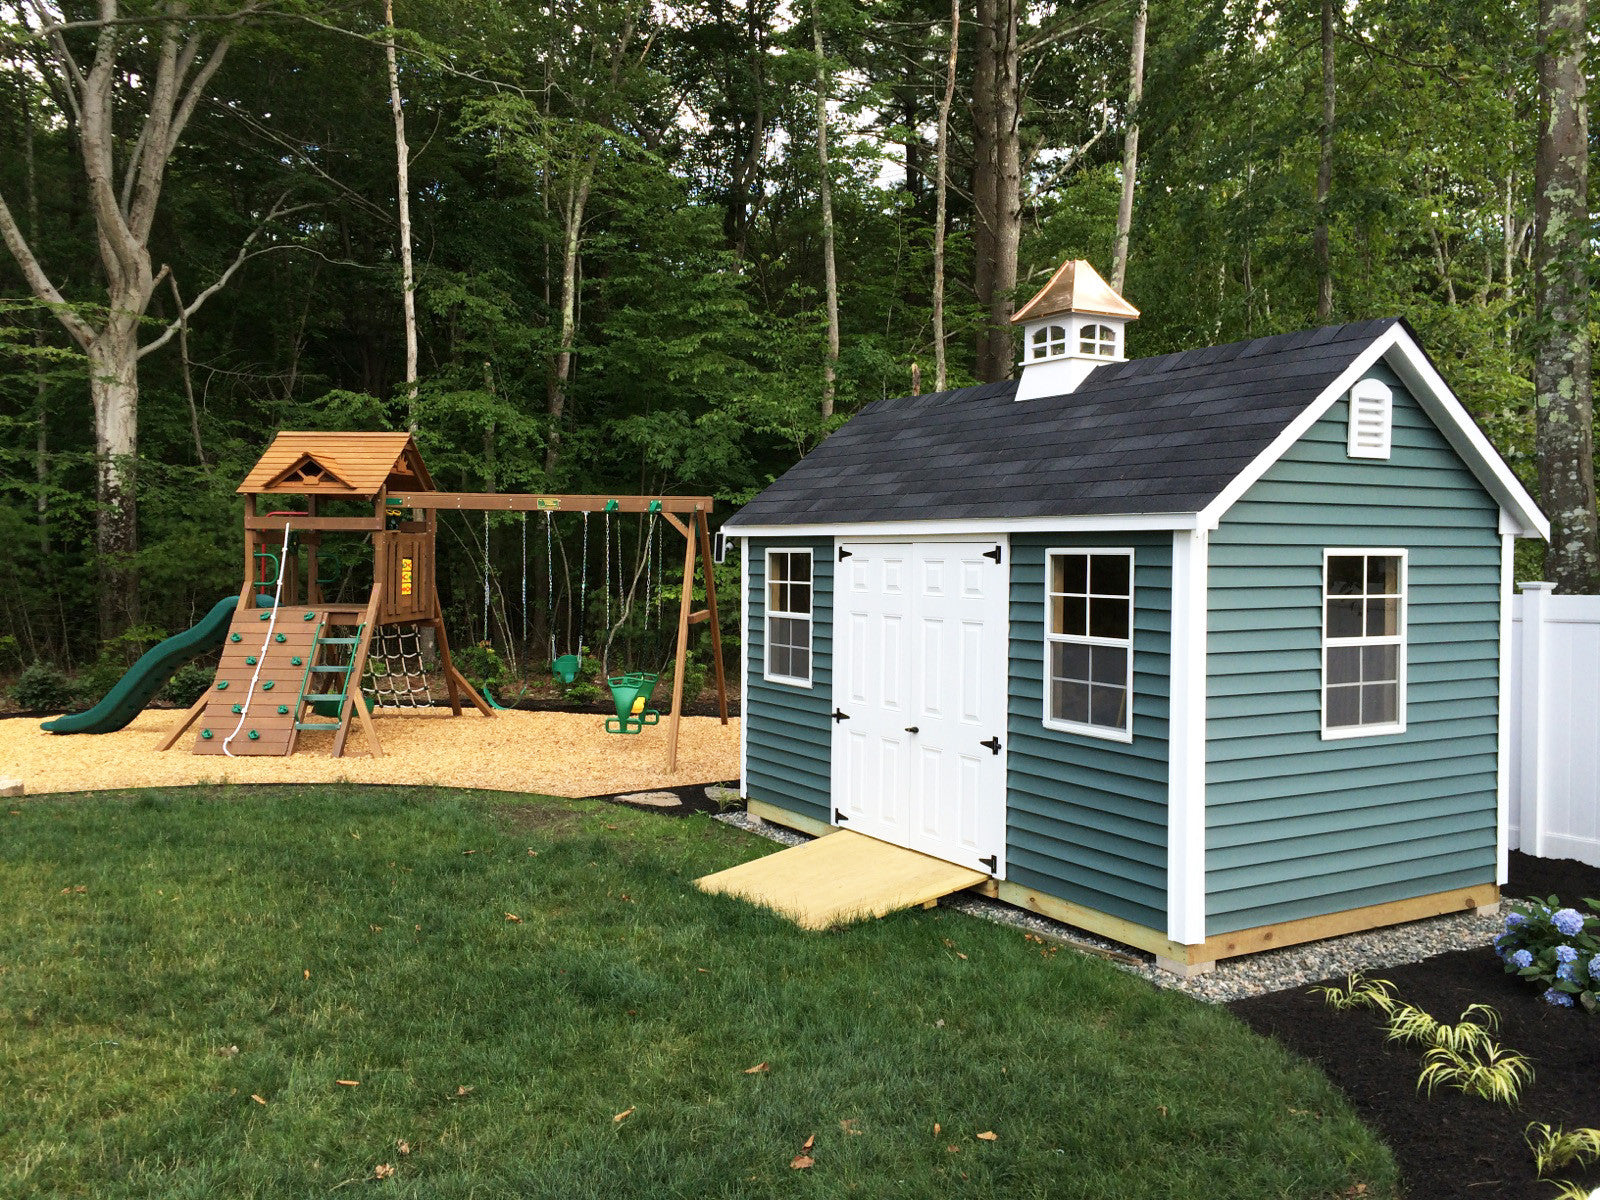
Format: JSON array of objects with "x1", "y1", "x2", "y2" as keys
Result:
[{"x1": 725, "y1": 319, "x2": 1401, "y2": 527}]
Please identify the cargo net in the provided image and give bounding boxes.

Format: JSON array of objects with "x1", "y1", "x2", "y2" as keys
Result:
[{"x1": 364, "y1": 627, "x2": 434, "y2": 708}]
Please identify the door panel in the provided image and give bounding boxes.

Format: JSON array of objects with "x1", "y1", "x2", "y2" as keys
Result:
[{"x1": 832, "y1": 541, "x2": 1008, "y2": 875}]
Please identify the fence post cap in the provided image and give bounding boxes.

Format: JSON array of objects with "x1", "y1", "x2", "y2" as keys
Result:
[{"x1": 1517, "y1": 581, "x2": 1558, "y2": 593}]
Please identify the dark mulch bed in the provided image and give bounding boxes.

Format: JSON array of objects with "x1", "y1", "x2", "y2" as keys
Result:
[
  {"x1": 1230, "y1": 851, "x2": 1600, "y2": 1200},
  {"x1": 588, "y1": 779, "x2": 742, "y2": 818}
]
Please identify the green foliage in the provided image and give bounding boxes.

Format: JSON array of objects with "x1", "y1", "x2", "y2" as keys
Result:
[
  {"x1": 1525, "y1": 1123, "x2": 1600, "y2": 1177},
  {"x1": 10, "y1": 662, "x2": 74, "y2": 712},
  {"x1": 1384, "y1": 1001, "x2": 1500, "y2": 1054},
  {"x1": 1416, "y1": 1041, "x2": 1534, "y2": 1105},
  {"x1": 661, "y1": 651, "x2": 709, "y2": 704},
  {"x1": 1495, "y1": 896, "x2": 1600, "y2": 1012},
  {"x1": 453, "y1": 641, "x2": 505, "y2": 694},
  {"x1": 163, "y1": 662, "x2": 216, "y2": 707},
  {"x1": 1310, "y1": 971, "x2": 1397, "y2": 1013}
]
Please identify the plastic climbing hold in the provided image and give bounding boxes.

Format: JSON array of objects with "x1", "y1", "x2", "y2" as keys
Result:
[
  {"x1": 275, "y1": 633, "x2": 287, "y2": 643},
  {"x1": 291, "y1": 656, "x2": 303, "y2": 666},
  {"x1": 260, "y1": 613, "x2": 271, "y2": 621},
  {"x1": 216, "y1": 681, "x2": 229, "y2": 691},
  {"x1": 245, "y1": 656, "x2": 257, "y2": 666},
  {"x1": 231, "y1": 704, "x2": 242, "y2": 714},
  {"x1": 303, "y1": 612, "x2": 316, "y2": 621},
  {"x1": 200, "y1": 729, "x2": 213, "y2": 740},
  {"x1": 247, "y1": 730, "x2": 260, "y2": 741},
  {"x1": 277, "y1": 705, "x2": 289, "y2": 715},
  {"x1": 230, "y1": 633, "x2": 242, "y2": 643},
  {"x1": 262, "y1": 680, "x2": 274, "y2": 691}
]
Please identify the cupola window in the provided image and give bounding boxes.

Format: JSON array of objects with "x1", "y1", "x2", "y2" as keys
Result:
[
  {"x1": 1031, "y1": 324, "x2": 1068, "y2": 360},
  {"x1": 1080, "y1": 323, "x2": 1117, "y2": 358}
]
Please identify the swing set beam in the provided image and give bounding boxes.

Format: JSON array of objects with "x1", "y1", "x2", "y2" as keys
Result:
[
  {"x1": 389, "y1": 491, "x2": 727, "y2": 773},
  {"x1": 390, "y1": 493, "x2": 715, "y2": 515}
]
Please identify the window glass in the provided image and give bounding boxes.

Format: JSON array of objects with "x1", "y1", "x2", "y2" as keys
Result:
[
  {"x1": 1323, "y1": 552, "x2": 1404, "y2": 732},
  {"x1": 1046, "y1": 550, "x2": 1133, "y2": 735},
  {"x1": 765, "y1": 550, "x2": 814, "y2": 685}
]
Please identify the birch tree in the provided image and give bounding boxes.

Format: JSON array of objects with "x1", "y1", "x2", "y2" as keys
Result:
[
  {"x1": 811, "y1": 2, "x2": 839, "y2": 419},
  {"x1": 1110, "y1": 0, "x2": 1146, "y2": 293},
  {"x1": 1313, "y1": 0, "x2": 1335, "y2": 320},
  {"x1": 383, "y1": 0, "x2": 419, "y2": 429},
  {"x1": 0, "y1": 1, "x2": 278, "y2": 636},
  {"x1": 931, "y1": 0, "x2": 959, "y2": 392},
  {"x1": 1532, "y1": 0, "x2": 1597, "y2": 591}
]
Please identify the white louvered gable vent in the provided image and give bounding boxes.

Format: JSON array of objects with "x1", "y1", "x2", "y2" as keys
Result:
[{"x1": 1347, "y1": 379, "x2": 1393, "y2": 459}]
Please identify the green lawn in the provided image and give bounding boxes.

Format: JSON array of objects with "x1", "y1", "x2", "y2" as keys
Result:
[{"x1": 0, "y1": 786, "x2": 1396, "y2": 1199}]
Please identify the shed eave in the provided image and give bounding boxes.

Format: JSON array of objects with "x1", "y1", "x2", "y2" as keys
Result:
[{"x1": 724, "y1": 512, "x2": 1201, "y2": 538}]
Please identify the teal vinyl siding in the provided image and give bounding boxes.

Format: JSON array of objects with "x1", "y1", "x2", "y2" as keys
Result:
[
  {"x1": 1007, "y1": 532, "x2": 1171, "y2": 930},
  {"x1": 745, "y1": 539, "x2": 833, "y2": 825},
  {"x1": 1206, "y1": 364, "x2": 1501, "y2": 934}
]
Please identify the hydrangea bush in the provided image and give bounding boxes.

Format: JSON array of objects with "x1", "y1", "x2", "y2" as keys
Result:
[{"x1": 1493, "y1": 896, "x2": 1600, "y2": 1013}]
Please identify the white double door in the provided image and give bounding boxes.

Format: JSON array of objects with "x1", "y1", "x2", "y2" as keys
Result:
[{"x1": 831, "y1": 541, "x2": 1009, "y2": 876}]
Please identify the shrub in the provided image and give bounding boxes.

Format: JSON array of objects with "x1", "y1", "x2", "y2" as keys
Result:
[
  {"x1": 453, "y1": 642, "x2": 505, "y2": 694},
  {"x1": 11, "y1": 662, "x2": 75, "y2": 712},
  {"x1": 1417, "y1": 1040, "x2": 1533, "y2": 1104},
  {"x1": 164, "y1": 663, "x2": 215, "y2": 707},
  {"x1": 1494, "y1": 896, "x2": 1600, "y2": 1013},
  {"x1": 1310, "y1": 971, "x2": 1396, "y2": 1013}
]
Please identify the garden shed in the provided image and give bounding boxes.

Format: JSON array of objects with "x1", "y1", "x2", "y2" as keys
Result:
[{"x1": 721, "y1": 259, "x2": 1549, "y2": 975}]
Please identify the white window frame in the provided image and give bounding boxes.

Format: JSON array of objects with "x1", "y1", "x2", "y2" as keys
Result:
[
  {"x1": 1042, "y1": 547, "x2": 1136, "y2": 743},
  {"x1": 1079, "y1": 322, "x2": 1118, "y2": 358},
  {"x1": 1347, "y1": 378, "x2": 1393, "y2": 459},
  {"x1": 763, "y1": 548, "x2": 814, "y2": 688},
  {"x1": 1320, "y1": 547, "x2": 1407, "y2": 740},
  {"x1": 1031, "y1": 324, "x2": 1068, "y2": 360}
]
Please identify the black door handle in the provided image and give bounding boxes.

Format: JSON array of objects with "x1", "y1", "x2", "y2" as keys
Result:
[{"x1": 905, "y1": 726, "x2": 919, "y2": 734}]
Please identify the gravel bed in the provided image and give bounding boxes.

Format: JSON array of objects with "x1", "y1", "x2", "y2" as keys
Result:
[{"x1": 713, "y1": 806, "x2": 1503, "y2": 1002}]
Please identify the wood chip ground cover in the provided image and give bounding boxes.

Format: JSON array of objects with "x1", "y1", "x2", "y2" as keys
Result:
[
  {"x1": 0, "y1": 784, "x2": 1396, "y2": 1199},
  {"x1": 0, "y1": 708, "x2": 738, "y2": 797}
]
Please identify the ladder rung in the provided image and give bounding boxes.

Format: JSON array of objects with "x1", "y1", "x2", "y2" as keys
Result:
[
  {"x1": 303, "y1": 693, "x2": 348, "y2": 703},
  {"x1": 295, "y1": 721, "x2": 342, "y2": 731},
  {"x1": 318, "y1": 637, "x2": 360, "y2": 646},
  {"x1": 311, "y1": 664, "x2": 348, "y2": 672}
]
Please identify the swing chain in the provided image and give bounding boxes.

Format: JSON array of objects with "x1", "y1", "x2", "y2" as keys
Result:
[{"x1": 545, "y1": 511, "x2": 556, "y2": 661}]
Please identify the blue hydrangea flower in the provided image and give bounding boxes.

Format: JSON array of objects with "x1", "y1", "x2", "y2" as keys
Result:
[
  {"x1": 1543, "y1": 987, "x2": 1575, "y2": 1008},
  {"x1": 1510, "y1": 948, "x2": 1534, "y2": 969},
  {"x1": 1557, "y1": 960, "x2": 1579, "y2": 982},
  {"x1": 1504, "y1": 911, "x2": 1527, "y2": 929},
  {"x1": 1552, "y1": 908, "x2": 1586, "y2": 937},
  {"x1": 1555, "y1": 944, "x2": 1579, "y2": 964}
]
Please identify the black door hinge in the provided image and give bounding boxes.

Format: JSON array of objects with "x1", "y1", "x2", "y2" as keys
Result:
[
  {"x1": 980, "y1": 736, "x2": 1002, "y2": 755},
  {"x1": 983, "y1": 545, "x2": 1002, "y2": 564},
  {"x1": 979, "y1": 854, "x2": 998, "y2": 873},
  {"x1": 835, "y1": 809, "x2": 849, "y2": 823},
  {"x1": 831, "y1": 708, "x2": 850, "y2": 722},
  {"x1": 838, "y1": 546, "x2": 853, "y2": 561}
]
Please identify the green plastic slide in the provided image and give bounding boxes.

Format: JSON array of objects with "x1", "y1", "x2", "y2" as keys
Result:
[{"x1": 41, "y1": 595, "x2": 240, "y2": 735}]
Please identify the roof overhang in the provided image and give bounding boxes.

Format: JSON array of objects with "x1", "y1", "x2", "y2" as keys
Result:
[
  {"x1": 725, "y1": 512, "x2": 1201, "y2": 539},
  {"x1": 1196, "y1": 322, "x2": 1549, "y2": 540}
]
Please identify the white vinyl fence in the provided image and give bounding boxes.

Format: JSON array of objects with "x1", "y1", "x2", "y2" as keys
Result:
[{"x1": 1511, "y1": 583, "x2": 1600, "y2": 868}]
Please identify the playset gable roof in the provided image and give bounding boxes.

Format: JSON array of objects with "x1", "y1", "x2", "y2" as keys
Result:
[{"x1": 238, "y1": 432, "x2": 435, "y2": 497}]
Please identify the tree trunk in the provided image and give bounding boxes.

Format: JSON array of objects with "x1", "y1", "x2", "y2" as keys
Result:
[
  {"x1": 384, "y1": 0, "x2": 419, "y2": 430},
  {"x1": 932, "y1": 0, "x2": 960, "y2": 392},
  {"x1": 812, "y1": 6, "x2": 840, "y2": 419},
  {"x1": 21, "y1": 72, "x2": 48, "y2": 553},
  {"x1": 545, "y1": 169, "x2": 592, "y2": 476},
  {"x1": 88, "y1": 314, "x2": 141, "y2": 638},
  {"x1": 1111, "y1": 0, "x2": 1148, "y2": 293},
  {"x1": 1314, "y1": 0, "x2": 1335, "y2": 321},
  {"x1": 972, "y1": 0, "x2": 1021, "y2": 382},
  {"x1": 1533, "y1": 0, "x2": 1597, "y2": 592}
]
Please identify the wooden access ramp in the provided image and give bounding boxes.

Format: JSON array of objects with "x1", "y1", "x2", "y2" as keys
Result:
[{"x1": 695, "y1": 831, "x2": 988, "y2": 931}]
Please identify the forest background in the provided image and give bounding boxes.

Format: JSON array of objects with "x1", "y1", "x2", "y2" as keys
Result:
[{"x1": 0, "y1": 0, "x2": 1592, "y2": 699}]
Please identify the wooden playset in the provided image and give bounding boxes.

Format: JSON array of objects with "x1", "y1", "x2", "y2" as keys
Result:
[{"x1": 159, "y1": 432, "x2": 727, "y2": 768}]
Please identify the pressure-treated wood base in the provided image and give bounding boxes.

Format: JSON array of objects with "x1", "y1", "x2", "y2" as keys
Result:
[{"x1": 745, "y1": 798, "x2": 1499, "y2": 971}]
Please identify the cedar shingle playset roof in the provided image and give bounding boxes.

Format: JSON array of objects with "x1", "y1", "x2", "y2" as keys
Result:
[{"x1": 237, "y1": 432, "x2": 435, "y2": 497}]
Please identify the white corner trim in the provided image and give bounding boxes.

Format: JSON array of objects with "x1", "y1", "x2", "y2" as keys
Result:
[
  {"x1": 726, "y1": 513, "x2": 1199, "y2": 540},
  {"x1": 1166, "y1": 527, "x2": 1208, "y2": 945},
  {"x1": 739, "y1": 544, "x2": 750, "y2": 799},
  {"x1": 1495, "y1": 533, "x2": 1513, "y2": 884},
  {"x1": 1198, "y1": 324, "x2": 1548, "y2": 540}
]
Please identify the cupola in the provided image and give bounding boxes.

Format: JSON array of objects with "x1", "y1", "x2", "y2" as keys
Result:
[{"x1": 1011, "y1": 259, "x2": 1139, "y2": 401}]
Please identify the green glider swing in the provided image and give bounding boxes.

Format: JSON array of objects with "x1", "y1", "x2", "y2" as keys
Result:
[{"x1": 547, "y1": 510, "x2": 586, "y2": 685}]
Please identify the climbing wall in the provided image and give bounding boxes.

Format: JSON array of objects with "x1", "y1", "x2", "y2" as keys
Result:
[{"x1": 192, "y1": 604, "x2": 322, "y2": 755}]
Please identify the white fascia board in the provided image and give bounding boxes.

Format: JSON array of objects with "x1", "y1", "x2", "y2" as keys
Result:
[
  {"x1": 1495, "y1": 532, "x2": 1513, "y2": 884},
  {"x1": 1166, "y1": 526, "x2": 1208, "y2": 946},
  {"x1": 1199, "y1": 324, "x2": 1549, "y2": 539},
  {"x1": 739, "y1": 545, "x2": 750, "y2": 799},
  {"x1": 726, "y1": 513, "x2": 1199, "y2": 540}
]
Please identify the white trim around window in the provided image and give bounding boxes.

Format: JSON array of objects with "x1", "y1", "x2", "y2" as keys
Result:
[
  {"x1": 1321, "y1": 547, "x2": 1407, "y2": 740},
  {"x1": 1043, "y1": 547, "x2": 1136, "y2": 743},
  {"x1": 763, "y1": 548, "x2": 814, "y2": 688}
]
